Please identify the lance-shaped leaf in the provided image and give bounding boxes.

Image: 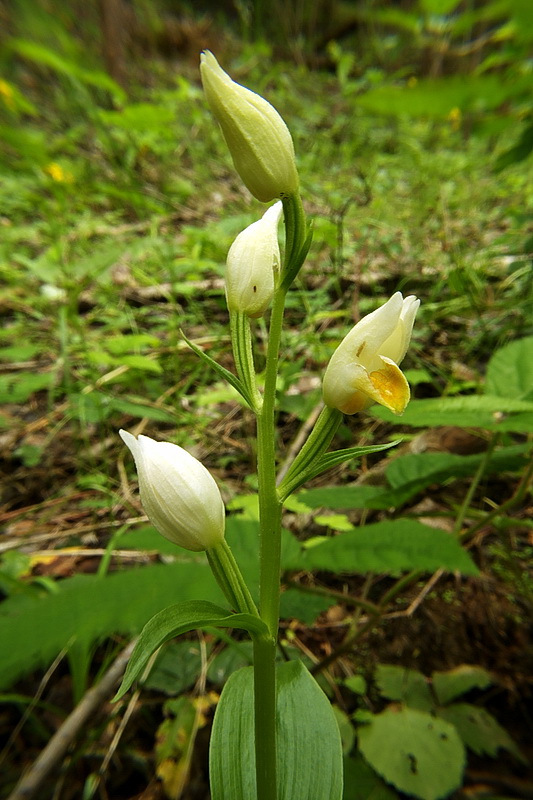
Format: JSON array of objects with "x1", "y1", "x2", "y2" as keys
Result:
[
  {"x1": 114, "y1": 600, "x2": 269, "y2": 700},
  {"x1": 180, "y1": 329, "x2": 255, "y2": 409}
]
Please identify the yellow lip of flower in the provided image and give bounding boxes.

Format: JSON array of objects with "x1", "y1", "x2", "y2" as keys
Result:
[
  {"x1": 322, "y1": 292, "x2": 420, "y2": 416},
  {"x1": 200, "y1": 51, "x2": 299, "y2": 203}
]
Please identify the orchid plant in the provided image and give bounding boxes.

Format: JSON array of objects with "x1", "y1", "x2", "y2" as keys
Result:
[{"x1": 115, "y1": 52, "x2": 420, "y2": 800}]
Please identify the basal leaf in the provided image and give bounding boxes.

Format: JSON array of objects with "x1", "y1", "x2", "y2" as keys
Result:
[
  {"x1": 0, "y1": 561, "x2": 224, "y2": 690},
  {"x1": 210, "y1": 661, "x2": 343, "y2": 800}
]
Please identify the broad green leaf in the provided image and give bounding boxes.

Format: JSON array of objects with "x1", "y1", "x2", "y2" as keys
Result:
[
  {"x1": 344, "y1": 675, "x2": 367, "y2": 696},
  {"x1": 485, "y1": 337, "x2": 533, "y2": 400},
  {"x1": 279, "y1": 587, "x2": 336, "y2": 624},
  {"x1": 376, "y1": 665, "x2": 433, "y2": 712},
  {"x1": 495, "y1": 120, "x2": 533, "y2": 171},
  {"x1": 419, "y1": 0, "x2": 462, "y2": 14},
  {"x1": 98, "y1": 103, "x2": 176, "y2": 132},
  {"x1": 299, "y1": 485, "x2": 404, "y2": 511},
  {"x1": 116, "y1": 354, "x2": 162, "y2": 373},
  {"x1": 343, "y1": 754, "x2": 397, "y2": 800},
  {"x1": 299, "y1": 520, "x2": 478, "y2": 576},
  {"x1": 109, "y1": 398, "x2": 176, "y2": 423},
  {"x1": 437, "y1": 703, "x2": 526, "y2": 763},
  {"x1": 115, "y1": 601, "x2": 268, "y2": 700},
  {"x1": 143, "y1": 640, "x2": 206, "y2": 696},
  {"x1": 432, "y1": 664, "x2": 492, "y2": 705},
  {"x1": 358, "y1": 707, "x2": 465, "y2": 800},
  {"x1": 371, "y1": 395, "x2": 533, "y2": 431},
  {"x1": 0, "y1": 561, "x2": 224, "y2": 690},
  {"x1": 358, "y1": 75, "x2": 530, "y2": 118},
  {"x1": 207, "y1": 641, "x2": 254, "y2": 685},
  {"x1": 210, "y1": 660, "x2": 343, "y2": 800},
  {"x1": 10, "y1": 38, "x2": 126, "y2": 103},
  {"x1": 385, "y1": 445, "x2": 528, "y2": 490},
  {"x1": 299, "y1": 445, "x2": 528, "y2": 515},
  {"x1": 0, "y1": 344, "x2": 43, "y2": 362},
  {"x1": 0, "y1": 372, "x2": 53, "y2": 403}
]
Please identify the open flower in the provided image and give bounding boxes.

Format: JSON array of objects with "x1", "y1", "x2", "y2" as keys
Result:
[
  {"x1": 200, "y1": 51, "x2": 299, "y2": 202},
  {"x1": 322, "y1": 292, "x2": 420, "y2": 415},
  {"x1": 120, "y1": 430, "x2": 225, "y2": 551},
  {"x1": 226, "y1": 201, "x2": 282, "y2": 317}
]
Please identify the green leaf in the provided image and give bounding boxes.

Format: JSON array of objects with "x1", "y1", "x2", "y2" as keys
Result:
[
  {"x1": 495, "y1": 120, "x2": 533, "y2": 172},
  {"x1": 109, "y1": 397, "x2": 176, "y2": 423},
  {"x1": 0, "y1": 372, "x2": 53, "y2": 403},
  {"x1": 10, "y1": 38, "x2": 126, "y2": 103},
  {"x1": 432, "y1": 664, "x2": 492, "y2": 705},
  {"x1": 299, "y1": 445, "x2": 529, "y2": 514},
  {"x1": 358, "y1": 75, "x2": 529, "y2": 118},
  {"x1": 115, "y1": 600, "x2": 268, "y2": 700},
  {"x1": 142, "y1": 640, "x2": 205, "y2": 696},
  {"x1": 371, "y1": 395, "x2": 533, "y2": 431},
  {"x1": 342, "y1": 755, "x2": 398, "y2": 800},
  {"x1": 342, "y1": 754, "x2": 397, "y2": 800},
  {"x1": 299, "y1": 485, "x2": 404, "y2": 512},
  {"x1": 279, "y1": 588, "x2": 336, "y2": 625},
  {"x1": 299, "y1": 520, "x2": 478, "y2": 576},
  {"x1": 0, "y1": 561, "x2": 224, "y2": 690},
  {"x1": 180, "y1": 329, "x2": 255, "y2": 409},
  {"x1": 485, "y1": 337, "x2": 533, "y2": 400},
  {"x1": 375, "y1": 665, "x2": 434, "y2": 712},
  {"x1": 419, "y1": 0, "x2": 462, "y2": 14},
  {"x1": 358, "y1": 707, "x2": 465, "y2": 800},
  {"x1": 437, "y1": 703, "x2": 526, "y2": 763},
  {"x1": 279, "y1": 441, "x2": 399, "y2": 499},
  {"x1": 210, "y1": 660, "x2": 343, "y2": 800},
  {"x1": 116, "y1": 354, "x2": 162, "y2": 373},
  {"x1": 385, "y1": 445, "x2": 528, "y2": 490}
]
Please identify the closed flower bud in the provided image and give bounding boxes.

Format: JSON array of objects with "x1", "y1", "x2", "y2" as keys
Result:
[
  {"x1": 226, "y1": 201, "x2": 282, "y2": 317},
  {"x1": 200, "y1": 51, "x2": 299, "y2": 203},
  {"x1": 323, "y1": 292, "x2": 420, "y2": 415},
  {"x1": 120, "y1": 430, "x2": 225, "y2": 551}
]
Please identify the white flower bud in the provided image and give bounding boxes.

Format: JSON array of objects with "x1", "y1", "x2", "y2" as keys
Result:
[
  {"x1": 120, "y1": 430, "x2": 225, "y2": 551},
  {"x1": 323, "y1": 292, "x2": 420, "y2": 415},
  {"x1": 226, "y1": 201, "x2": 282, "y2": 318},
  {"x1": 200, "y1": 51, "x2": 299, "y2": 203}
]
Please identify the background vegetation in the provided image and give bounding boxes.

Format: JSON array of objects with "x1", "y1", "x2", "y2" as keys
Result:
[{"x1": 1, "y1": 1, "x2": 532, "y2": 798}]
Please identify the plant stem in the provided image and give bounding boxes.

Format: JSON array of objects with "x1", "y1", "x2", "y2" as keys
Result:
[
  {"x1": 207, "y1": 539, "x2": 259, "y2": 617},
  {"x1": 251, "y1": 193, "x2": 307, "y2": 800},
  {"x1": 253, "y1": 287, "x2": 286, "y2": 800}
]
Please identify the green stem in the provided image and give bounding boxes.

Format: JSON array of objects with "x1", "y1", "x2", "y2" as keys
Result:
[
  {"x1": 249, "y1": 192, "x2": 308, "y2": 800},
  {"x1": 207, "y1": 539, "x2": 258, "y2": 617},
  {"x1": 252, "y1": 285, "x2": 285, "y2": 800},
  {"x1": 253, "y1": 635, "x2": 278, "y2": 800},
  {"x1": 453, "y1": 433, "x2": 498, "y2": 537}
]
